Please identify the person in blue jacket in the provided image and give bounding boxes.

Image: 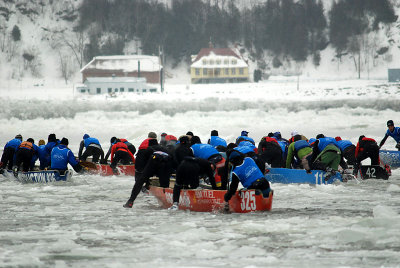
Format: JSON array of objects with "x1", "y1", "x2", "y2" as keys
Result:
[
  {"x1": 36, "y1": 139, "x2": 48, "y2": 170},
  {"x1": 78, "y1": 134, "x2": 104, "y2": 163},
  {"x1": 43, "y1": 134, "x2": 59, "y2": 169},
  {"x1": 0, "y1": 134, "x2": 22, "y2": 170},
  {"x1": 223, "y1": 150, "x2": 272, "y2": 208},
  {"x1": 379, "y1": 120, "x2": 400, "y2": 150},
  {"x1": 207, "y1": 130, "x2": 227, "y2": 152},
  {"x1": 191, "y1": 136, "x2": 225, "y2": 188},
  {"x1": 51, "y1": 138, "x2": 82, "y2": 174},
  {"x1": 335, "y1": 136, "x2": 356, "y2": 168},
  {"x1": 236, "y1": 130, "x2": 255, "y2": 145},
  {"x1": 310, "y1": 135, "x2": 341, "y2": 174}
]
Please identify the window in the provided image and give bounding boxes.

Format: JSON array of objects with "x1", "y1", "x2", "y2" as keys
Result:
[
  {"x1": 195, "y1": 68, "x2": 200, "y2": 75},
  {"x1": 214, "y1": 68, "x2": 220, "y2": 76},
  {"x1": 129, "y1": 88, "x2": 134, "y2": 92},
  {"x1": 96, "y1": 88, "x2": 101, "y2": 94},
  {"x1": 203, "y1": 68, "x2": 207, "y2": 75},
  {"x1": 209, "y1": 59, "x2": 214, "y2": 65},
  {"x1": 108, "y1": 88, "x2": 112, "y2": 93},
  {"x1": 231, "y1": 68, "x2": 236, "y2": 75},
  {"x1": 216, "y1": 59, "x2": 221, "y2": 65},
  {"x1": 239, "y1": 68, "x2": 244, "y2": 75},
  {"x1": 143, "y1": 89, "x2": 147, "y2": 93},
  {"x1": 231, "y1": 59, "x2": 237, "y2": 65},
  {"x1": 202, "y1": 59, "x2": 207, "y2": 65},
  {"x1": 80, "y1": 89, "x2": 86, "y2": 93},
  {"x1": 120, "y1": 87, "x2": 124, "y2": 92},
  {"x1": 115, "y1": 88, "x2": 118, "y2": 92},
  {"x1": 224, "y1": 68, "x2": 229, "y2": 75},
  {"x1": 136, "y1": 89, "x2": 140, "y2": 92},
  {"x1": 150, "y1": 88, "x2": 157, "y2": 92},
  {"x1": 224, "y1": 59, "x2": 229, "y2": 64}
]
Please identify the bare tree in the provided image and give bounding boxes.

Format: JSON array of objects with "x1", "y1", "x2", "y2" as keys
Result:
[
  {"x1": 58, "y1": 50, "x2": 75, "y2": 84},
  {"x1": 60, "y1": 29, "x2": 88, "y2": 68}
]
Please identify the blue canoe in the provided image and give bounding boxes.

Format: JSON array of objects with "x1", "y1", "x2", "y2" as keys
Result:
[
  {"x1": 379, "y1": 150, "x2": 400, "y2": 168},
  {"x1": 264, "y1": 168, "x2": 343, "y2": 185},
  {"x1": 3, "y1": 170, "x2": 73, "y2": 183}
]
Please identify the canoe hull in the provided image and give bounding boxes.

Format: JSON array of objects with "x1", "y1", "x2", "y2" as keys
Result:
[
  {"x1": 149, "y1": 186, "x2": 273, "y2": 213},
  {"x1": 379, "y1": 150, "x2": 400, "y2": 168},
  {"x1": 265, "y1": 168, "x2": 343, "y2": 184},
  {"x1": 4, "y1": 170, "x2": 72, "y2": 183},
  {"x1": 81, "y1": 162, "x2": 135, "y2": 176}
]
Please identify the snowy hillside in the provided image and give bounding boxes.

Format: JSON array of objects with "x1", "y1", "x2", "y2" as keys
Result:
[{"x1": 0, "y1": 0, "x2": 400, "y2": 86}]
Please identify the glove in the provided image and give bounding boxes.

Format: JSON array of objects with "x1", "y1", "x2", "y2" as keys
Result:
[
  {"x1": 168, "y1": 202, "x2": 179, "y2": 211},
  {"x1": 100, "y1": 159, "x2": 107, "y2": 164},
  {"x1": 306, "y1": 169, "x2": 312, "y2": 174}
]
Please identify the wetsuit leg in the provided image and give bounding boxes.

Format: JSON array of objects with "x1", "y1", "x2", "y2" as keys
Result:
[
  {"x1": 343, "y1": 145, "x2": 356, "y2": 166},
  {"x1": 2, "y1": 147, "x2": 16, "y2": 170},
  {"x1": 127, "y1": 157, "x2": 157, "y2": 202}
]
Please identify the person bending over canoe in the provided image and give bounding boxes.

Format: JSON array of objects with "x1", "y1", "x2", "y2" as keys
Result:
[
  {"x1": 78, "y1": 134, "x2": 105, "y2": 163},
  {"x1": 191, "y1": 136, "x2": 226, "y2": 189},
  {"x1": 286, "y1": 135, "x2": 312, "y2": 172},
  {"x1": 258, "y1": 135, "x2": 283, "y2": 168},
  {"x1": 104, "y1": 137, "x2": 136, "y2": 163},
  {"x1": 13, "y1": 138, "x2": 39, "y2": 173},
  {"x1": 335, "y1": 136, "x2": 356, "y2": 169},
  {"x1": 310, "y1": 135, "x2": 341, "y2": 178},
  {"x1": 123, "y1": 140, "x2": 173, "y2": 208},
  {"x1": 110, "y1": 139, "x2": 135, "y2": 174},
  {"x1": 0, "y1": 134, "x2": 22, "y2": 170},
  {"x1": 168, "y1": 156, "x2": 217, "y2": 211},
  {"x1": 354, "y1": 135, "x2": 381, "y2": 176},
  {"x1": 224, "y1": 150, "x2": 272, "y2": 207},
  {"x1": 51, "y1": 138, "x2": 82, "y2": 174},
  {"x1": 379, "y1": 120, "x2": 400, "y2": 151}
]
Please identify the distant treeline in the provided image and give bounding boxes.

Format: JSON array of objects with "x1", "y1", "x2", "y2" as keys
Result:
[{"x1": 78, "y1": 0, "x2": 397, "y2": 68}]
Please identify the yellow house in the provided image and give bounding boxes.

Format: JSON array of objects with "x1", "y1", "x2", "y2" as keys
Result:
[{"x1": 190, "y1": 48, "x2": 249, "y2": 84}]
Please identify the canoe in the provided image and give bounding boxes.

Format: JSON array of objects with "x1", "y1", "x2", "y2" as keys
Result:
[
  {"x1": 358, "y1": 165, "x2": 390, "y2": 180},
  {"x1": 379, "y1": 150, "x2": 400, "y2": 168},
  {"x1": 3, "y1": 169, "x2": 72, "y2": 183},
  {"x1": 149, "y1": 186, "x2": 273, "y2": 213},
  {"x1": 264, "y1": 168, "x2": 343, "y2": 184},
  {"x1": 80, "y1": 161, "x2": 135, "y2": 176}
]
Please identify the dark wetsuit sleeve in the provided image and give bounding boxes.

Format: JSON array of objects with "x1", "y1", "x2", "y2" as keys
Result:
[
  {"x1": 224, "y1": 173, "x2": 239, "y2": 202},
  {"x1": 78, "y1": 140, "x2": 84, "y2": 159},
  {"x1": 379, "y1": 134, "x2": 389, "y2": 148},
  {"x1": 104, "y1": 146, "x2": 112, "y2": 161}
]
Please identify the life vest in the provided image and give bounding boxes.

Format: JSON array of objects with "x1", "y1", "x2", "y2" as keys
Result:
[
  {"x1": 337, "y1": 140, "x2": 353, "y2": 151},
  {"x1": 232, "y1": 157, "x2": 264, "y2": 188},
  {"x1": 264, "y1": 136, "x2": 279, "y2": 145},
  {"x1": 235, "y1": 145, "x2": 255, "y2": 155},
  {"x1": 361, "y1": 137, "x2": 376, "y2": 143},
  {"x1": 113, "y1": 142, "x2": 129, "y2": 153},
  {"x1": 210, "y1": 136, "x2": 227, "y2": 147},
  {"x1": 138, "y1": 138, "x2": 152, "y2": 150},
  {"x1": 191, "y1": 144, "x2": 219, "y2": 160},
  {"x1": 165, "y1": 135, "x2": 177, "y2": 142},
  {"x1": 294, "y1": 140, "x2": 310, "y2": 152},
  {"x1": 317, "y1": 137, "x2": 339, "y2": 152},
  {"x1": 236, "y1": 136, "x2": 255, "y2": 145},
  {"x1": 84, "y1": 137, "x2": 100, "y2": 148},
  {"x1": 51, "y1": 145, "x2": 78, "y2": 170},
  {"x1": 19, "y1": 141, "x2": 34, "y2": 150}
]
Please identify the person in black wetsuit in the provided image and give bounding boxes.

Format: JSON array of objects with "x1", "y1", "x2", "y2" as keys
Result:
[
  {"x1": 168, "y1": 156, "x2": 217, "y2": 210},
  {"x1": 123, "y1": 140, "x2": 172, "y2": 208}
]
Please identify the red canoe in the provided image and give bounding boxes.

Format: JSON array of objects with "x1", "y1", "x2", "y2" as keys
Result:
[
  {"x1": 81, "y1": 162, "x2": 135, "y2": 176},
  {"x1": 149, "y1": 186, "x2": 273, "y2": 213}
]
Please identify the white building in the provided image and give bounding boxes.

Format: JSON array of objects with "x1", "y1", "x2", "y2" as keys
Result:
[{"x1": 77, "y1": 77, "x2": 157, "y2": 95}]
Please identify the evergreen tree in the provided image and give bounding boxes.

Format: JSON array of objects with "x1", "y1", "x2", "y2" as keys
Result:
[{"x1": 11, "y1": 25, "x2": 21, "y2": 42}]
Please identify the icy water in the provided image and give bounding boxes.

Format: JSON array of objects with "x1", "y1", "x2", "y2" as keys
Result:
[
  {"x1": 1, "y1": 171, "x2": 400, "y2": 268},
  {"x1": 1, "y1": 81, "x2": 400, "y2": 267}
]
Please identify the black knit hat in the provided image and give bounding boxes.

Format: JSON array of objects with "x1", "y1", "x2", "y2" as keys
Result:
[
  {"x1": 211, "y1": 130, "x2": 219, "y2": 136},
  {"x1": 60, "y1": 137, "x2": 69, "y2": 146},
  {"x1": 387, "y1": 120, "x2": 394, "y2": 126}
]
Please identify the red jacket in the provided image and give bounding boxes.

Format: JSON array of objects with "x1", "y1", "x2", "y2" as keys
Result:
[
  {"x1": 111, "y1": 142, "x2": 134, "y2": 162},
  {"x1": 355, "y1": 137, "x2": 376, "y2": 159}
]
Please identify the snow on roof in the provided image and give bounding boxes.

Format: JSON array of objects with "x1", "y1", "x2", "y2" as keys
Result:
[
  {"x1": 85, "y1": 77, "x2": 147, "y2": 83},
  {"x1": 81, "y1": 55, "x2": 162, "y2": 73},
  {"x1": 191, "y1": 48, "x2": 248, "y2": 68}
]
